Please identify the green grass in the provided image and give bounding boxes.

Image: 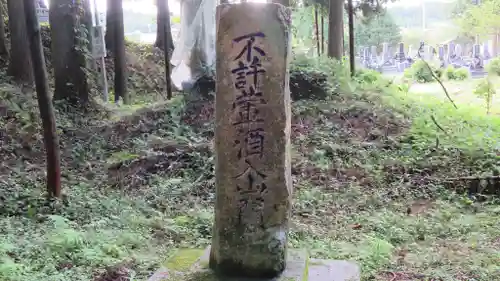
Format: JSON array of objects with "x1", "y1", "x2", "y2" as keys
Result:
[
  {"x1": 1, "y1": 58, "x2": 500, "y2": 281},
  {"x1": 408, "y1": 78, "x2": 500, "y2": 115}
]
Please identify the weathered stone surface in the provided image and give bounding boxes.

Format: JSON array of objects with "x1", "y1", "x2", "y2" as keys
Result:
[
  {"x1": 210, "y1": 2, "x2": 292, "y2": 278},
  {"x1": 308, "y1": 259, "x2": 360, "y2": 281},
  {"x1": 148, "y1": 248, "x2": 360, "y2": 281}
]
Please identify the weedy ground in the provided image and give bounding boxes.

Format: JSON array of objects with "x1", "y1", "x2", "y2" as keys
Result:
[{"x1": 0, "y1": 49, "x2": 499, "y2": 281}]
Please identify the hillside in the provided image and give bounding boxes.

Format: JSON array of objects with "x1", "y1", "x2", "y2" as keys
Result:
[{"x1": 1, "y1": 40, "x2": 500, "y2": 281}]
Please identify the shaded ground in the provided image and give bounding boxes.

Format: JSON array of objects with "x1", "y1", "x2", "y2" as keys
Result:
[{"x1": 1, "y1": 54, "x2": 500, "y2": 281}]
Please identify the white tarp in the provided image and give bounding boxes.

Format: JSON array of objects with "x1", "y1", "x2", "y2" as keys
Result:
[{"x1": 170, "y1": 0, "x2": 216, "y2": 91}]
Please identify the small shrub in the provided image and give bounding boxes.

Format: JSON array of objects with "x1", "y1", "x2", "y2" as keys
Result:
[
  {"x1": 453, "y1": 68, "x2": 469, "y2": 81},
  {"x1": 473, "y1": 77, "x2": 496, "y2": 114},
  {"x1": 486, "y1": 57, "x2": 500, "y2": 76},
  {"x1": 444, "y1": 65, "x2": 456, "y2": 80},
  {"x1": 406, "y1": 59, "x2": 439, "y2": 83},
  {"x1": 355, "y1": 69, "x2": 382, "y2": 84}
]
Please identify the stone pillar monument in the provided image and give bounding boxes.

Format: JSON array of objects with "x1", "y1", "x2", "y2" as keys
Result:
[
  {"x1": 210, "y1": 2, "x2": 292, "y2": 278},
  {"x1": 147, "y1": 3, "x2": 360, "y2": 281}
]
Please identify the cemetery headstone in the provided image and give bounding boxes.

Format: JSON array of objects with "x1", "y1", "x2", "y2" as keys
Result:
[
  {"x1": 147, "y1": 3, "x2": 360, "y2": 281},
  {"x1": 473, "y1": 44, "x2": 481, "y2": 58},
  {"x1": 382, "y1": 42, "x2": 389, "y2": 62},
  {"x1": 398, "y1": 42, "x2": 405, "y2": 62},
  {"x1": 424, "y1": 45, "x2": 431, "y2": 60},
  {"x1": 370, "y1": 45, "x2": 377, "y2": 63},
  {"x1": 438, "y1": 45, "x2": 445, "y2": 61},
  {"x1": 483, "y1": 43, "x2": 491, "y2": 60},
  {"x1": 408, "y1": 44, "x2": 414, "y2": 58},
  {"x1": 448, "y1": 42, "x2": 455, "y2": 61},
  {"x1": 363, "y1": 47, "x2": 370, "y2": 67},
  {"x1": 454, "y1": 44, "x2": 462, "y2": 58}
]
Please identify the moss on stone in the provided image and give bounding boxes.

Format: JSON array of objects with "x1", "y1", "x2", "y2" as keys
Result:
[{"x1": 164, "y1": 248, "x2": 205, "y2": 272}]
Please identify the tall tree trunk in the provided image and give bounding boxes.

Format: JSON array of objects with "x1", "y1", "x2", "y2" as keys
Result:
[
  {"x1": 105, "y1": 0, "x2": 115, "y2": 52},
  {"x1": 0, "y1": 2, "x2": 8, "y2": 57},
  {"x1": 155, "y1": 0, "x2": 174, "y2": 54},
  {"x1": 50, "y1": 0, "x2": 90, "y2": 104},
  {"x1": 24, "y1": 0, "x2": 62, "y2": 198},
  {"x1": 327, "y1": 0, "x2": 344, "y2": 59},
  {"x1": 7, "y1": 0, "x2": 33, "y2": 83},
  {"x1": 112, "y1": 0, "x2": 128, "y2": 104},
  {"x1": 159, "y1": 0, "x2": 173, "y2": 99},
  {"x1": 314, "y1": 7, "x2": 320, "y2": 57},
  {"x1": 347, "y1": 0, "x2": 354, "y2": 76},
  {"x1": 321, "y1": 14, "x2": 324, "y2": 55}
]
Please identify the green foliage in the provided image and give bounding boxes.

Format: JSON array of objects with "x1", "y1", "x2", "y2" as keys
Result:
[
  {"x1": 444, "y1": 65, "x2": 456, "y2": 80},
  {"x1": 355, "y1": 10, "x2": 401, "y2": 49},
  {"x1": 3, "y1": 12, "x2": 500, "y2": 280},
  {"x1": 404, "y1": 59, "x2": 440, "y2": 83},
  {"x1": 354, "y1": 68, "x2": 383, "y2": 84},
  {"x1": 454, "y1": 0, "x2": 500, "y2": 38},
  {"x1": 453, "y1": 67, "x2": 470, "y2": 81},
  {"x1": 474, "y1": 77, "x2": 496, "y2": 114},
  {"x1": 289, "y1": 53, "x2": 351, "y2": 100},
  {"x1": 444, "y1": 66, "x2": 469, "y2": 81},
  {"x1": 486, "y1": 57, "x2": 500, "y2": 76}
]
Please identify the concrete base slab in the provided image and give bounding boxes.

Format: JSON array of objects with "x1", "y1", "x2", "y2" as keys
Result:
[{"x1": 148, "y1": 247, "x2": 360, "y2": 281}]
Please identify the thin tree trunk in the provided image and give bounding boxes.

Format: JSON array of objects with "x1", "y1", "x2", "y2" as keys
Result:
[
  {"x1": 112, "y1": 0, "x2": 128, "y2": 104},
  {"x1": 320, "y1": 13, "x2": 324, "y2": 55},
  {"x1": 105, "y1": 0, "x2": 114, "y2": 52},
  {"x1": 314, "y1": 7, "x2": 320, "y2": 57},
  {"x1": 159, "y1": 0, "x2": 173, "y2": 99},
  {"x1": 327, "y1": 0, "x2": 344, "y2": 59},
  {"x1": 155, "y1": 0, "x2": 174, "y2": 53},
  {"x1": 7, "y1": 0, "x2": 33, "y2": 83},
  {"x1": 0, "y1": 3, "x2": 7, "y2": 57},
  {"x1": 23, "y1": 0, "x2": 61, "y2": 198},
  {"x1": 348, "y1": 0, "x2": 355, "y2": 76}
]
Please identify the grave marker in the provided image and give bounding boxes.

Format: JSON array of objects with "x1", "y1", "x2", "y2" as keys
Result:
[
  {"x1": 473, "y1": 44, "x2": 481, "y2": 58},
  {"x1": 483, "y1": 43, "x2": 491, "y2": 60},
  {"x1": 455, "y1": 44, "x2": 462, "y2": 57},
  {"x1": 408, "y1": 44, "x2": 414, "y2": 58},
  {"x1": 382, "y1": 42, "x2": 389, "y2": 62},
  {"x1": 398, "y1": 42, "x2": 405, "y2": 62},
  {"x1": 370, "y1": 45, "x2": 377, "y2": 63},
  {"x1": 438, "y1": 45, "x2": 445, "y2": 60}
]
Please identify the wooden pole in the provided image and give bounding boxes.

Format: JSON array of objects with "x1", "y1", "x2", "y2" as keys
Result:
[{"x1": 23, "y1": 0, "x2": 62, "y2": 198}]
